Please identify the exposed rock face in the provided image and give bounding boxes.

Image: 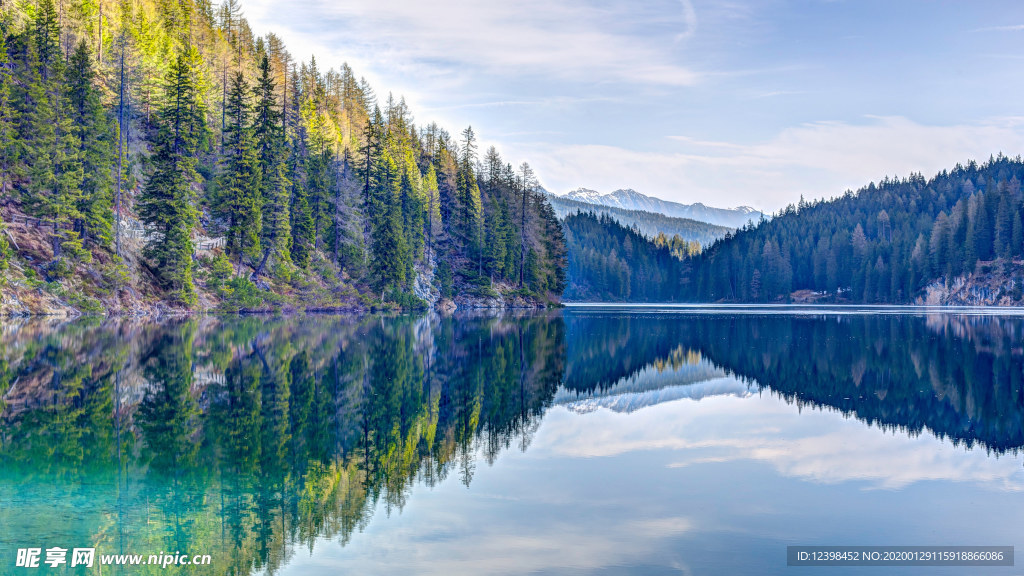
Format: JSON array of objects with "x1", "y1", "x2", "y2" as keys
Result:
[
  {"x1": 452, "y1": 291, "x2": 547, "y2": 310},
  {"x1": 1, "y1": 282, "x2": 77, "y2": 317},
  {"x1": 411, "y1": 258, "x2": 550, "y2": 311},
  {"x1": 412, "y1": 256, "x2": 440, "y2": 306},
  {"x1": 917, "y1": 260, "x2": 1024, "y2": 306}
]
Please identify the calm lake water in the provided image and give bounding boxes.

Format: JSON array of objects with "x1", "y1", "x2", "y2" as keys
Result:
[{"x1": 1, "y1": 308, "x2": 1022, "y2": 575}]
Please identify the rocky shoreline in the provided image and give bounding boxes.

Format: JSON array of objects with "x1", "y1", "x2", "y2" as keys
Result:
[{"x1": 1, "y1": 283, "x2": 553, "y2": 318}]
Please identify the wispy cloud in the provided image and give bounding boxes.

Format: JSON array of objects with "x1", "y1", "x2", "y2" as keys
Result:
[
  {"x1": 534, "y1": 390, "x2": 1024, "y2": 491},
  {"x1": 242, "y1": 1, "x2": 1024, "y2": 212},
  {"x1": 246, "y1": 0, "x2": 701, "y2": 88},
  {"x1": 971, "y1": 24, "x2": 1024, "y2": 32},
  {"x1": 522, "y1": 116, "x2": 1024, "y2": 210},
  {"x1": 675, "y1": 0, "x2": 699, "y2": 41},
  {"x1": 421, "y1": 95, "x2": 621, "y2": 113}
]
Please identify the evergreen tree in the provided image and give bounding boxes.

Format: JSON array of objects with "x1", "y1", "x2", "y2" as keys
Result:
[
  {"x1": 455, "y1": 127, "x2": 482, "y2": 275},
  {"x1": 359, "y1": 106, "x2": 383, "y2": 242},
  {"x1": 0, "y1": 0, "x2": 570, "y2": 309},
  {"x1": 65, "y1": 40, "x2": 115, "y2": 246},
  {"x1": 370, "y1": 152, "x2": 408, "y2": 292},
  {"x1": 423, "y1": 163, "x2": 441, "y2": 262},
  {"x1": 29, "y1": 29, "x2": 86, "y2": 263},
  {"x1": 399, "y1": 156, "x2": 424, "y2": 264},
  {"x1": 138, "y1": 46, "x2": 208, "y2": 305},
  {"x1": 0, "y1": 30, "x2": 15, "y2": 196},
  {"x1": 252, "y1": 53, "x2": 291, "y2": 274},
  {"x1": 289, "y1": 150, "x2": 314, "y2": 268},
  {"x1": 219, "y1": 70, "x2": 261, "y2": 263}
]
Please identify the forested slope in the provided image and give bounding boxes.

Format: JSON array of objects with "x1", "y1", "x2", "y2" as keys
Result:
[
  {"x1": 0, "y1": 0, "x2": 566, "y2": 314},
  {"x1": 683, "y1": 157, "x2": 1024, "y2": 304},
  {"x1": 563, "y1": 212, "x2": 685, "y2": 302}
]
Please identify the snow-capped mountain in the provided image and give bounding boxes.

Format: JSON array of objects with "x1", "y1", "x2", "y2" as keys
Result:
[
  {"x1": 560, "y1": 187, "x2": 764, "y2": 229},
  {"x1": 552, "y1": 355, "x2": 747, "y2": 414}
]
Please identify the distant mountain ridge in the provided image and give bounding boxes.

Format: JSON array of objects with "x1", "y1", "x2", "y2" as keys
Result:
[
  {"x1": 546, "y1": 194, "x2": 730, "y2": 246},
  {"x1": 559, "y1": 187, "x2": 764, "y2": 229}
]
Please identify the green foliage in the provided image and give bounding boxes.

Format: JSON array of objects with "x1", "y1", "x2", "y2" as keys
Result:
[
  {"x1": 383, "y1": 287, "x2": 427, "y2": 310},
  {"x1": 66, "y1": 289, "x2": 104, "y2": 313},
  {"x1": 65, "y1": 40, "x2": 115, "y2": 246},
  {"x1": 253, "y1": 54, "x2": 291, "y2": 270},
  {"x1": 22, "y1": 267, "x2": 45, "y2": 289},
  {"x1": 289, "y1": 152, "x2": 314, "y2": 268},
  {"x1": 0, "y1": 30, "x2": 15, "y2": 196},
  {"x1": 0, "y1": 0, "x2": 569, "y2": 311},
  {"x1": 369, "y1": 152, "x2": 409, "y2": 291},
  {"x1": 204, "y1": 252, "x2": 234, "y2": 296},
  {"x1": 654, "y1": 233, "x2": 702, "y2": 260},
  {"x1": 564, "y1": 212, "x2": 684, "y2": 302},
  {"x1": 100, "y1": 259, "x2": 130, "y2": 289},
  {"x1": 219, "y1": 276, "x2": 267, "y2": 311},
  {"x1": 137, "y1": 45, "x2": 208, "y2": 306},
  {"x1": 686, "y1": 156, "x2": 1024, "y2": 303},
  {"x1": 219, "y1": 71, "x2": 262, "y2": 262},
  {"x1": 0, "y1": 225, "x2": 11, "y2": 282}
]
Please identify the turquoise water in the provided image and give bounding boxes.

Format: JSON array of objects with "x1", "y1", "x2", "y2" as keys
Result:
[{"x1": 0, "y1": 310, "x2": 1022, "y2": 574}]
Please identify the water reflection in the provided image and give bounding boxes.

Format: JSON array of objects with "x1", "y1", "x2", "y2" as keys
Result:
[
  {"x1": 1, "y1": 310, "x2": 1022, "y2": 574},
  {"x1": 563, "y1": 310, "x2": 1024, "y2": 455},
  {"x1": 0, "y1": 314, "x2": 564, "y2": 575}
]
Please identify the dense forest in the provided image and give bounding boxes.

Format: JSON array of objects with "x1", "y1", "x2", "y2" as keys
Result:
[
  {"x1": 684, "y1": 157, "x2": 1024, "y2": 303},
  {"x1": 546, "y1": 193, "x2": 730, "y2": 246},
  {"x1": 0, "y1": 0, "x2": 566, "y2": 313},
  {"x1": 563, "y1": 212, "x2": 687, "y2": 302}
]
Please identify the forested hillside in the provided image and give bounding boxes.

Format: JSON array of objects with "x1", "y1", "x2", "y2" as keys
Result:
[
  {"x1": 684, "y1": 156, "x2": 1024, "y2": 304},
  {"x1": 0, "y1": 0, "x2": 566, "y2": 314},
  {"x1": 564, "y1": 212, "x2": 685, "y2": 302},
  {"x1": 547, "y1": 193, "x2": 730, "y2": 246}
]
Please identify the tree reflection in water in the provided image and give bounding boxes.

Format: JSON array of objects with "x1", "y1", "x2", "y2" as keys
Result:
[{"x1": 1, "y1": 310, "x2": 1021, "y2": 575}]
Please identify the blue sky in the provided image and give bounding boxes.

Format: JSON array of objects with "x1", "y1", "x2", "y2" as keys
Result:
[{"x1": 245, "y1": 0, "x2": 1024, "y2": 212}]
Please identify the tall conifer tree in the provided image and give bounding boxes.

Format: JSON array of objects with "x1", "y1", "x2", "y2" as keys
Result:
[{"x1": 138, "y1": 46, "x2": 207, "y2": 305}]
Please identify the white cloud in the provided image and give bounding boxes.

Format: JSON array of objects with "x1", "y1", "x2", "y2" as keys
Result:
[
  {"x1": 523, "y1": 116, "x2": 1024, "y2": 211},
  {"x1": 241, "y1": 3, "x2": 1024, "y2": 213},
  {"x1": 532, "y1": 390, "x2": 1024, "y2": 491},
  {"x1": 244, "y1": 0, "x2": 699, "y2": 88}
]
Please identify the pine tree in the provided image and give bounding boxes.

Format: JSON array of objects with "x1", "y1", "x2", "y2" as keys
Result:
[
  {"x1": 537, "y1": 193, "x2": 567, "y2": 294},
  {"x1": 484, "y1": 196, "x2": 508, "y2": 280},
  {"x1": 219, "y1": 71, "x2": 261, "y2": 263},
  {"x1": 33, "y1": 0, "x2": 60, "y2": 82},
  {"x1": 994, "y1": 191, "x2": 1014, "y2": 259},
  {"x1": 289, "y1": 150, "x2": 314, "y2": 268},
  {"x1": 252, "y1": 53, "x2": 291, "y2": 275},
  {"x1": 370, "y1": 152, "x2": 408, "y2": 292},
  {"x1": 0, "y1": 30, "x2": 15, "y2": 196},
  {"x1": 29, "y1": 24, "x2": 86, "y2": 263},
  {"x1": 359, "y1": 106, "x2": 383, "y2": 243},
  {"x1": 1012, "y1": 211, "x2": 1024, "y2": 259},
  {"x1": 455, "y1": 126, "x2": 481, "y2": 275},
  {"x1": 517, "y1": 162, "x2": 535, "y2": 287},
  {"x1": 399, "y1": 156, "x2": 424, "y2": 263},
  {"x1": 423, "y1": 163, "x2": 440, "y2": 263},
  {"x1": 138, "y1": 46, "x2": 208, "y2": 306},
  {"x1": 65, "y1": 40, "x2": 115, "y2": 246}
]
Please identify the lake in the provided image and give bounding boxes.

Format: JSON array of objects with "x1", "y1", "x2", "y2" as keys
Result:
[{"x1": 1, "y1": 307, "x2": 1022, "y2": 575}]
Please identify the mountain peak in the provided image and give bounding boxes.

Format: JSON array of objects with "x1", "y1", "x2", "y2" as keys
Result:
[{"x1": 556, "y1": 188, "x2": 764, "y2": 229}]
